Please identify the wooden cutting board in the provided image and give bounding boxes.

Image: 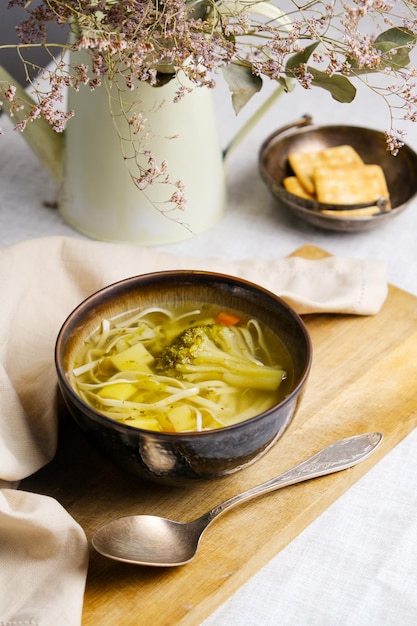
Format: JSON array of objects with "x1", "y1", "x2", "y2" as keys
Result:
[{"x1": 22, "y1": 245, "x2": 417, "y2": 626}]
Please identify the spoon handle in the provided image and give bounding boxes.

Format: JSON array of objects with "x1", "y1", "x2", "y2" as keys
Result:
[{"x1": 204, "y1": 432, "x2": 382, "y2": 523}]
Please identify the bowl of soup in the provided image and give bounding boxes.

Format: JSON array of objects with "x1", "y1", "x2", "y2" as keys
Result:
[{"x1": 55, "y1": 270, "x2": 312, "y2": 484}]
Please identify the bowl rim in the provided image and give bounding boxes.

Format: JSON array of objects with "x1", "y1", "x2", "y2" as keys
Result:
[{"x1": 55, "y1": 270, "x2": 312, "y2": 438}]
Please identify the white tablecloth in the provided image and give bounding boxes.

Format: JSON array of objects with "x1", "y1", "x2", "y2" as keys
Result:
[{"x1": 1, "y1": 73, "x2": 417, "y2": 625}]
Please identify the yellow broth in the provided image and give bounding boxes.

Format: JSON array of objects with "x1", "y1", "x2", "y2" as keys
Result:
[{"x1": 69, "y1": 304, "x2": 293, "y2": 433}]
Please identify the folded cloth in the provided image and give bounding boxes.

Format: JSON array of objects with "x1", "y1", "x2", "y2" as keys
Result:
[
  {"x1": 0, "y1": 235, "x2": 388, "y2": 625},
  {"x1": 0, "y1": 489, "x2": 88, "y2": 626}
]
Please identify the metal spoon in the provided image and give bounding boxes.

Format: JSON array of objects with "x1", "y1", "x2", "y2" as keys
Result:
[{"x1": 92, "y1": 432, "x2": 382, "y2": 567}]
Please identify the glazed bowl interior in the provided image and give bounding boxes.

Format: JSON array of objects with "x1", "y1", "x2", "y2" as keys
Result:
[
  {"x1": 259, "y1": 115, "x2": 417, "y2": 232},
  {"x1": 55, "y1": 271, "x2": 312, "y2": 485}
]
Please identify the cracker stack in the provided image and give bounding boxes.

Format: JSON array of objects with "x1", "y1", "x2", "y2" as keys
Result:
[{"x1": 283, "y1": 145, "x2": 390, "y2": 216}]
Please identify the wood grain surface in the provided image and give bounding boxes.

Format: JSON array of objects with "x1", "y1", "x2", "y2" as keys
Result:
[{"x1": 22, "y1": 246, "x2": 417, "y2": 625}]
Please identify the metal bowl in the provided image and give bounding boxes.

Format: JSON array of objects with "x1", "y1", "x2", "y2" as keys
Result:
[
  {"x1": 55, "y1": 271, "x2": 312, "y2": 485},
  {"x1": 259, "y1": 115, "x2": 417, "y2": 232}
]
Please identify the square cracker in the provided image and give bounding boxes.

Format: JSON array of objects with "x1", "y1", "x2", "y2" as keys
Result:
[
  {"x1": 283, "y1": 176, "x2": 315, "y2": 199},
  {"x1": 320, "y1": 206, "x2": 381, "y2": 217},
  {"x1": 288, "y1": 145, "x2": 364, "y2": 195},
  {"x1": 314, "y1": 163, "x2": 390, "y2": 206}
]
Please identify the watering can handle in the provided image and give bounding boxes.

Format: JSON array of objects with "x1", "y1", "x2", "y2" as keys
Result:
[{"x1": 258, "y1": 114, "x2": 313, "y2": 156}]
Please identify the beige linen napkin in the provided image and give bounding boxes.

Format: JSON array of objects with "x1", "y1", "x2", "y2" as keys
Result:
[
  {"x1": 0, "y1": 235, "x2": 387, "y2": 624},
  {"x1": 0, "y1": 489, "x2": 87, "y2": 626}
]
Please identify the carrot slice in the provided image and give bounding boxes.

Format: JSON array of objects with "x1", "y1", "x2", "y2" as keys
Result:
[{"x1": 215, "y1": 311, "x2": 240, "y2": 326}]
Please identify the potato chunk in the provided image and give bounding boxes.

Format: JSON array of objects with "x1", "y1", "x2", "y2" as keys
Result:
[
  {"x1": 97, "y1": 382, "x2": 137, "y2": 400},
  {"x1": 109, "y1": 342, "x2": 154, "y2": 372}
]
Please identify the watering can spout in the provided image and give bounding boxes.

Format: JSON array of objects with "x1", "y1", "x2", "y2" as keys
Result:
[{"x1": 0, "y1": 65, "x2": 63, "y2": 183}]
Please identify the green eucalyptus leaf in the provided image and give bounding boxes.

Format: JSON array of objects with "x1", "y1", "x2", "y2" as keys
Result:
[
  {"x1": 278, "y1": 75, "x2": 296, "y2": 93},
  {"x1": 374, "y1": 27, "x2": 416, "y2": 47},
  {"x1": 186, "y1": 0, "x2": 211, "y2": 20},
  {"x1": 222, "y1": 63, "x2": 263, "y2": 114},
  {"x1": 309, "y1": 68, "x2": 357, "y2": 103},
  {"x1": 374, "y1": 43, "x2": 411, "y2": 69},
  {"x1": 284, "y1": 45, "x2": 356, "y2": 103},
  {"x1": 348, "y1": 27, "x2": 417, "y2": 72},
  {"x1": 373, "y1": 28, "x2": 416, "y2": 69},
  {"x1": 286, "y1": 42, "x2": 320, "y2": 71}
]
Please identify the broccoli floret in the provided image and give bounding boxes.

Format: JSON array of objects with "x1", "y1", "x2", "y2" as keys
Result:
[{"x1": 154, "y1": 324, "x2": 286, "y2": 391}]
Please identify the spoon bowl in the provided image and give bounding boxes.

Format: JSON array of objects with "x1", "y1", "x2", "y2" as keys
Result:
[
  {"x1": 93, "y1": 515, "x2": 206, "y2": 566},
  {"x1": 92, "y1": 432, "x2": 383, "y2": 566}
]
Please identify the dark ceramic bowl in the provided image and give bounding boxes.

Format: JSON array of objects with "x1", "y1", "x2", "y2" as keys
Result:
[
  {"x1": 55, "y1": 271, "x2": 312, "y2": 485},
  {"x1": 259, "y1": 115, "x2": 417, "y2": 232}
]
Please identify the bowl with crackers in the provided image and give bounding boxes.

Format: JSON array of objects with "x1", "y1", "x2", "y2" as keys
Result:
[{"x1": 259, "y1": 115, "x2": 417, "y2": 232}]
